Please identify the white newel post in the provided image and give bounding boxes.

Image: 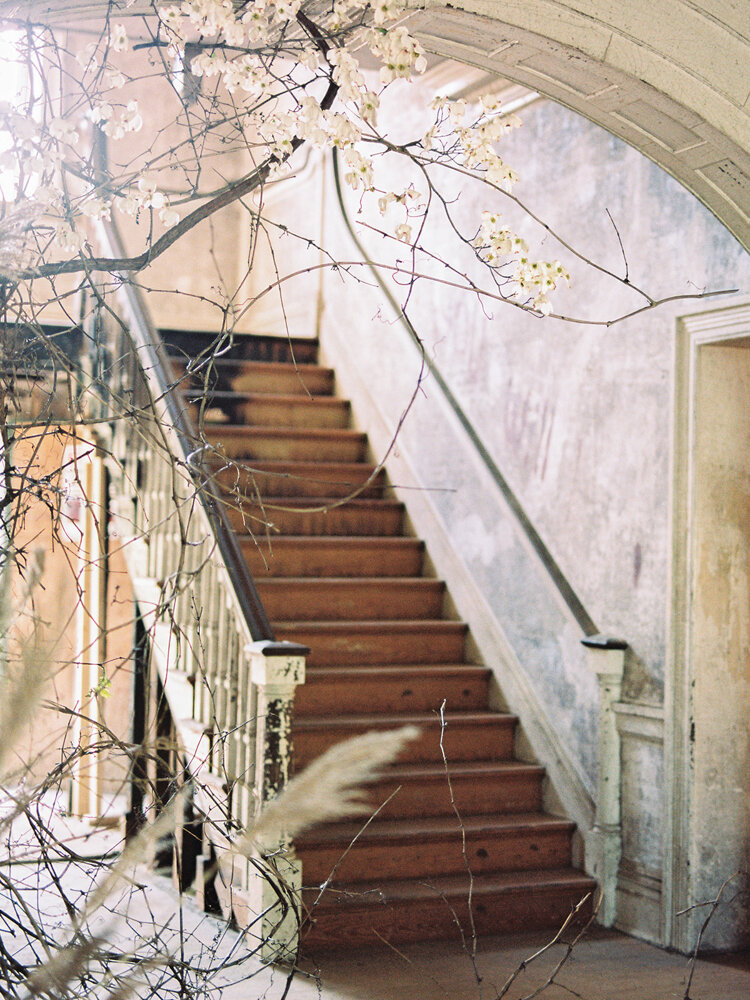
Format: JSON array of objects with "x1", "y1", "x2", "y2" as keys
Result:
[
  {"x1": 246, "y1": 640, "x2": 307, "y2": 963},
  {"x1": 582, "y1": 634, "x2": 627, "y2": 928}
]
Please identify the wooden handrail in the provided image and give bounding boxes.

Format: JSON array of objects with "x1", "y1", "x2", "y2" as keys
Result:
[{"x1": 332, "y1": 149, "x2": 598, "y2": 637}]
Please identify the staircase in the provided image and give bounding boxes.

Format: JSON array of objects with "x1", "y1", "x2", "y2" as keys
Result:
[{"x1": 169, "y1": 330, "x2": 595, "y2": 951}]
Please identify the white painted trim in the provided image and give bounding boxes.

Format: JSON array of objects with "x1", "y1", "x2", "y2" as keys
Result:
[
  {"x1": 319, "y1": 323, "x2": 596, "y2": 841},
  {"x1": 616, "y1": 858, "x2": 664, "y2": 945},
  {"x1": 613, "y1": 703, "x2": 664, "y2": 744},
  {"x1": 665, "y1": 296, "x2": 750, "y2": 951}
]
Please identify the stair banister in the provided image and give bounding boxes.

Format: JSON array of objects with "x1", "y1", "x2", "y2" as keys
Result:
[
  {"x1": 99, "y1": 216, "x2": 275, "y2": 644},
  {"x1": 87, "y1": 212, "x2": 307, "y2": 957}
]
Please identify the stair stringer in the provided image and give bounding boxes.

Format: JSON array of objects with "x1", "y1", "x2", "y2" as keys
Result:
[{"x1": 317, "y1": 328, "x2": 596, "y2": 867}]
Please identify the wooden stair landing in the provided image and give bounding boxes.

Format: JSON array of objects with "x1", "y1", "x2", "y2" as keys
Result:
[{"x1": 167, "y1": 332, "x2": 595, "y2": 951}]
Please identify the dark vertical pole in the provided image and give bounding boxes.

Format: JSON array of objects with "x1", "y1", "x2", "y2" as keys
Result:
[
  {"x1": 153, "y1": 674, "x2": 175, "y2": 872},
  {"x1": 125, "y1": 611, "x2": 148, "y2": 839}
]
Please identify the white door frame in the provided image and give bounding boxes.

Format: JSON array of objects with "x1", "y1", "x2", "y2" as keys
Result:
[{"x1": 665, "y1": 298, "x2": 750, "y2": 951}]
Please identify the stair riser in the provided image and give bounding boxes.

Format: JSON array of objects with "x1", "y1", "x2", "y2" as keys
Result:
[
  {"x1": 302, "y1": 884, "x2": 594, "y2": 951},
  {"x1": 277, "y1": 624, "x2": 467, "y2": 666},
  {"x1": 224, "y1": 503, "x2": 404, "y2": 536},
  {"x1": 256, "y1": 581, "x2": 444, "y2": 621},
  {"x1": 215, "y1": 467, "x2": 385, "y2": 499},
  {"x1": 294, "y1": 719, "x2": 515, "y2": 767},
  {"x1": 300, "y1": 826, "x2": 574, "y2": 884},
  {"x1": 241, "y1": 539, "x2": 424, "y2": 577},
  {"x1": 234, "y1": 399, "x2": 350, "y2": 429},
  {"x1": 366, "y1": 771, "x2": 544, "y2": 820},
  {"x1": 231, "y1": 370, "x2": 334, "y2": 395},
  {"x1": 204, "y1": 431, "x2": 366, "y2": 463},
  {"x1": 296, "y1": 671, "x2": 489, "y2": 714}
]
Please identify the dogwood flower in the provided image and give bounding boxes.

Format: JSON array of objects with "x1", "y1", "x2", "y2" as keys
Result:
[
  {"x1": 80, "y1": 196, "x2": 111, "y2": 221},
  {"x1": 342, "y1": 148, "x2": 374, "y2": 190},
  {"x1": 329, "y1": 49, "x2": 365, "y2": 103},
  {"x1": 369, "y1": 26, "x2": 428, "y2": 83},
  {"x1": 111, "y1": 24, "x2": 128, "y2": 53},
  {"x1": 373, "y1": 0, "x2": 407, "y2": 25}
]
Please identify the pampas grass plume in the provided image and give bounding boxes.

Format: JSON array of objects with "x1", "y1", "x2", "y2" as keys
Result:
[{"x1": 237, "y1": 725, "x2": 419, "y2": 853}]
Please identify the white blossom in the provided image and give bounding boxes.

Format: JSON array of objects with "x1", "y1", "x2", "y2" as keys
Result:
[
  {"x1": 111, "y1": 23, "x2": 128, "y2": 53},
  {"x1": 80, "y1": 196, "x2": 111, "y2": 221},
  {"x1": 329, "y1": 49, "x2": 365, "y2": 103},
  {"x1": 394, "y1": 222, "x2": 412, "y2": 242},
  {"x1": 53, "y1": 222, "x2": 85, "y2": 252},
  {"x1": 358, "y1": 90, "x2": 380, "y2": 126},
  {"x1": 368, "y1": 26, "x2": 428, "y2": 83},
  {"x1": 373, "y1": 0, "x2": 407, "y2": 25},
  {"x1": 159, "y1": 204, "x2": 180, "y2": 227},
  {"x1": 342, "y1": 148, "x2": 373, "y2": 190}
]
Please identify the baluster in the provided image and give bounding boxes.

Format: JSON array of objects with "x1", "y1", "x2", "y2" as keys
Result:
[
  {"x1": 234, "y1": 642, "x2": 254, "y2": 831},
  {"x1": 191, "y1": 536, "x2": 212, "y2": 724},
  {"x1": 245, "y1": 640, "x2": 307, "y2": 962}
]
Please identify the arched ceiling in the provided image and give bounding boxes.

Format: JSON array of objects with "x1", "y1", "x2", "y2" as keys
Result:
[
  {"x1": 2, "y1": 0, "x2": 749, "y2": 249},
  {"x1": 411, "y1": 2, "x2": 750, "y2": 250}
]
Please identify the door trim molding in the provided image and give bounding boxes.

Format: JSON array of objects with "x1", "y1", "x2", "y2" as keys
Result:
[{"x1": 665, "y1": 297, "x2": 750, "y2": 950}]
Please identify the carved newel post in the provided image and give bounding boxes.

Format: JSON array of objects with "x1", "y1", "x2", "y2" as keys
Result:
[
  {"x1": 247, "y1": 639, "x2": 308, "y2": 963},
  {"x1": 582, "y1": 634, "x2": 627, "y2": 928}
]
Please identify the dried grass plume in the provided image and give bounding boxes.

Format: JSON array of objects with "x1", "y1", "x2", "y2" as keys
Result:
[{"x1": 237, "y1": 725, "x2": 420, "y2": 853}]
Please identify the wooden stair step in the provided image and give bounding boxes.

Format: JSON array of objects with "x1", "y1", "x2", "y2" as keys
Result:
[
  {"x1": 275, "y1": 619, "x2": 468, "y2": 665},
  {"x1": 240, "y1": 536, "x2": 425, "y2": 577},
  {"x1": 298, "y1": 812, "x2": 576, "y2": 883},
  {"x1": 302, "y1": 868, "x2": 596, "y2": 950},
  {"x1": 255, "y1": 578, "x2": 445, "y2": 621},
  {"x1": 230, "y1": 361, "x2": 334, "y2": 396},
  {"x1": 213, "y1": 460, "x2": 386, "y2": 499},
  {"x1": 183, "y1": 392, "x2": 349, "y2": 429},
  {"x1": 296, "y1": 664, "x2": 490, "y2": 714},
  {"x1": 203, "y1": 425, "x2": 367, "y2": 462},
  {"x1": 365, "y1": 760, "x2": 545, "y2": 819},
  {"x1": 232, "y1": 393, "x2": 350, "y2": 429},
  {"x1": 293, "y1": 710, "x2": 516, "y2": 766},
  {"x1": 169, "y1": 357, "x2": 331, "y2": 391},
  {"x1": 222, "y1": 497, "x2": 405, "y2": 536}
]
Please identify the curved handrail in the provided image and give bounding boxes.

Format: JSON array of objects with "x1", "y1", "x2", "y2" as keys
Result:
[
  {"x1": 99, "y1": 215, "x2": 275, "y2": 642},
  {"x1": 331, "y1": 149, "x2": 598, "y2": 637}
]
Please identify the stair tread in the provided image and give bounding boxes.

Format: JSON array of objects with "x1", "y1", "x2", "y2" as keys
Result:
[
  {"x1": 223, "y1": 459, "x2": 380, "y2": 473},
  {"x1": 182, "y1": 390, "x2": 344, "y2": 405},
  {"x1": 276, "y1": 619, "x2": 467, "y2": 630},
  {"x1": 304, "y1": 664, "x2": 489, "y2": 677},
  {"x1": 306, "y1": 866, "x2": 595, "y2": 904},
  {"x1": 298, "y1": 811, "x2": 574, "y2": 845},
  {"x1": 294, "y1": 709, "x2": 515, "y2": 728},
  {"x1": 257, "y1": 577, "x2": 443, "y2": 588},
  {"x1": 204, "y1": 425, "x2": 365, "y2": 442},
  {"x1": 177, "y1": 358, "x2": 332, "y2": 375},
  {"x1": 231, "y1": 495, "x2": 400, "y2": 506},
  {"x1": 241, "y1": 534, "x2": 420, "y2": 545},
  {"x1": 379, "y1": 759, "x2": 544, "y2": 779}
]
